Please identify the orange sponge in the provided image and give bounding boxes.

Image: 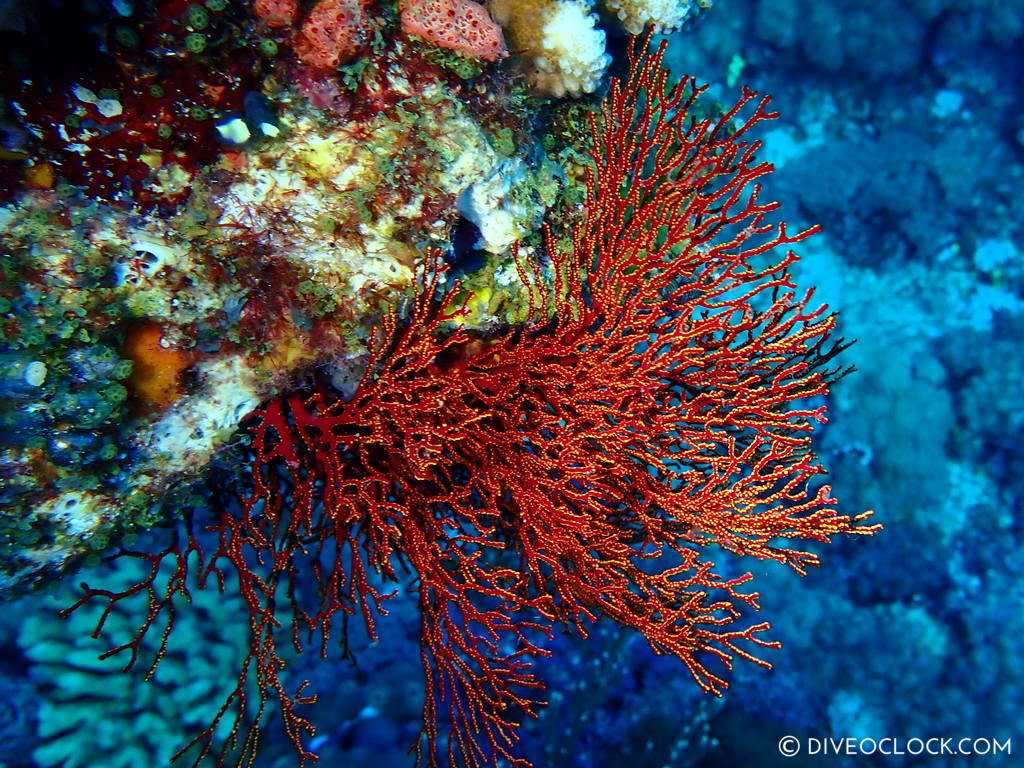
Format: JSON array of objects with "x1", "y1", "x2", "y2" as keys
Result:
[
  {"x1": 295, "y1": 0, "x2": 372, "y2": 70},
  {"x1": 254, "y1": 0, "x2": 298, "y2": 27},
  {"x1": 124, "y1": 323, "x2": 196, "y2": 413},
  {"x1": 400, "y1": 0, "x2": 507, "y2": 61}
]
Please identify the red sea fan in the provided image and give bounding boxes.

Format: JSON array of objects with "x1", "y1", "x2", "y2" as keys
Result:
[{"x1": 64, "y1": 37, "x2": 877, "y2": 768}]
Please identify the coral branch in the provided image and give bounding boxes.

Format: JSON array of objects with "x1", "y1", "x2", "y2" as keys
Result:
[{"x1": 64, "y1": 34, "x2": 877, "y2": 768}]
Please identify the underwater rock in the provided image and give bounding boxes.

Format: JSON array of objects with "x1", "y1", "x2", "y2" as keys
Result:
[{"x1": 0, "y1": 0, "x2": 608, "y2": 594}]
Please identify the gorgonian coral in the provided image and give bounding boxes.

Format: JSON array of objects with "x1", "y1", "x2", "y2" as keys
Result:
[{"x1": 64, "y1": 36, "x2": 876, "y2": 768}]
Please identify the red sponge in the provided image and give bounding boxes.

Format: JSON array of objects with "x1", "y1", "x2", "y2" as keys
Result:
[
  {"x1": 296, "y1": 0, "x2": 372, "y2": 70},
  {"x1": 254, "y1": 0, "x2": 298, "y2": 28},
  {"x1": 400, "y1": 0, "x2": 507, "y2": 62}
]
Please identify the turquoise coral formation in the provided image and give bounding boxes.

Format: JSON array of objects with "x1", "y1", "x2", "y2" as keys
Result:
[{"x1": 17, "y1": 554, "x2": 255, "y2": 768}]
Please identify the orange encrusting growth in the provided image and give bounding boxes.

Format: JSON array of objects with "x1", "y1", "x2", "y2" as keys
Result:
[
  {"x1": 123, "y1": 322, "x2": 195, "y2": 413},
  {"x1": 23, "y1": 162, "x2": 55, "y2": 190}
]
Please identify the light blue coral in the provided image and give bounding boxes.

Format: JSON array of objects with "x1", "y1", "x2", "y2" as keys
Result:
[{"x1": 19, "y1": 554, "x2": 257, "y2": 768}]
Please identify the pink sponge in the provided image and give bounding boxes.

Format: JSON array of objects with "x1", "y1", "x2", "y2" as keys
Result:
[
  {"x1": 400, "y1": 0, "x2": 507, "y2": 62},
  {"x1": 296, "y1": 0, "x2": 372, "y2": 70}
]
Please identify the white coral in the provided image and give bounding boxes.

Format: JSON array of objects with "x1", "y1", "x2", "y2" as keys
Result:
[
  {"x1": 530, "y1": 0, "x2": 611, "y2": 97},
  {"x1": 457, "y1": 157, "x2": 543, "y2": 254},
  {"x1": 605, "y1": 0, "x2": 694, "y2": 35}
]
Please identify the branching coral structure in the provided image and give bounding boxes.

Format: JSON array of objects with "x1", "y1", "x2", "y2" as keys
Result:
[{"x1": 63, "y1": 37, "x2": 877, "y2": 768}]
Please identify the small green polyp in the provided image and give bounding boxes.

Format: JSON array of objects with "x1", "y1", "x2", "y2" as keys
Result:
[
  {"x1": 184, "y1": 32, "x2": 207, "y2": 54},
  {"x1": 185, "y1": 4, "x2": 211, "y2": 29}
]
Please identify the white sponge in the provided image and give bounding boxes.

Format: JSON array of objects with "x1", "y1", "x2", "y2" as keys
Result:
[
  {"x1": 605, "y1": 0, "x2": 694, "y2": 35},
  {"x1": 530, "y1": 0, "x2": 611, "y2": 97}
]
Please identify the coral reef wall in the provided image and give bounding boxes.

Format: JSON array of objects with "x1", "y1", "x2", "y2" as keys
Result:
[{"x1": 0, "y1": 0, "x2": 704, "y2": 597}]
